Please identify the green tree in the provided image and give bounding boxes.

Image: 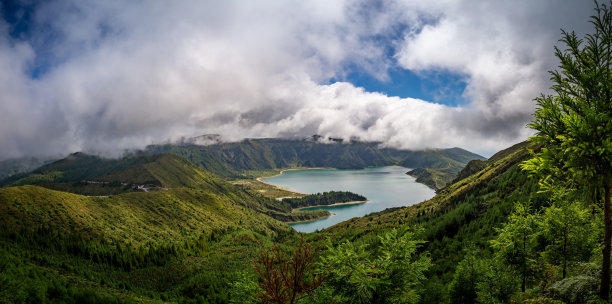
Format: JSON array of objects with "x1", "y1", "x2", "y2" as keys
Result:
[
  {"x1": 522, "y1": 1, "x2": 612, "y2": 300},
  {"x1": 229, "y1": 271, "x2": 261, "y2": 304},
  {"x1": 539, "y1": 197, "x2": 598, "y2": 279},
  {"x1": 475, "y1": 258, "x2": 520, "y2": 304},
  {"x1": 448, "y1": 247, "x2": 487, "y2": 304},
  {"x1": 321, "y1": 227, "x2": 431, "y2": 304},
  {"x1": 491, "y1": 202, "x2": 539, "y2": 293}
]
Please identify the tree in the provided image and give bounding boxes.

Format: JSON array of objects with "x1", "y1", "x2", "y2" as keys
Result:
[
  {"x1": 522, "y1": 1, "x2": 612, "y2": 300},
  {"x1": 448, "y1": 247, "x2": 487, "y2": 304},
  {"x1": 490, "y1": 202, "x2": 539, "y2": 293},
  {"x1": 539, "y1": 197, "x2": 597, "y2": 279},
  {"x1": 475, "y1": 258, "x2": 520, "y2": 304},
  {"x1": 321, "y1": 227, "x2": 431, "y2": 304},
  {"x1": 253, "y1": 237, "x2": 323, "y2": 304}
]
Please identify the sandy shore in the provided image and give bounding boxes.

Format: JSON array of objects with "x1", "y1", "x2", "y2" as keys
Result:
[{"x1": 255, "y1": 167, "x2": 332, "y2": 182}]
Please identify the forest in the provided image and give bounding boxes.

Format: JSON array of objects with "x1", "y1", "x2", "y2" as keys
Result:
[{"x1": 281, "y1": 191, "x2": 367, "y2": 209}]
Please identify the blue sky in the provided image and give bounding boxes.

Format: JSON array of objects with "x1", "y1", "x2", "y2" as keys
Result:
[{"x1": 339, "y1": 67, "x2": 468, "y2": 106}]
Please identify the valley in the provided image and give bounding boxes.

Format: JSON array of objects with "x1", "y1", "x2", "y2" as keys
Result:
[{"x1": 0, "y1": 137, "x2": 607, "y2": 303}]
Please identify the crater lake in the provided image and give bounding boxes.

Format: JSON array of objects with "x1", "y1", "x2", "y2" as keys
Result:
[{"x1": 260, "y1": 166, "x2": 436, "y2": 232}]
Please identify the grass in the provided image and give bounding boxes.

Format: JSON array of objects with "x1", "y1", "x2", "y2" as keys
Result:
[{"x1": 231, "y1": 179, "x2": 304, "y2": 198}]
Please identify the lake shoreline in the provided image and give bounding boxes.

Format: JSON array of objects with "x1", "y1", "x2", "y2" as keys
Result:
[
  {"x1": 293, "y1": 200, "x2": 368, "y2": 211},
  {"x1": 259, "y1": 166, "x2": 436, "y2": 232},
  {"x1": 287, "y1": 200, "x2": 369, "y2": 225}
]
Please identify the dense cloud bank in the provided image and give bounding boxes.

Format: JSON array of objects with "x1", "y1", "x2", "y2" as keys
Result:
[{"x1": 0, "y1": 0, "x2": 593, "y2": 159}]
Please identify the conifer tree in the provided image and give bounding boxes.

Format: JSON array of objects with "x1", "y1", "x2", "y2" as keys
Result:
[{"x1": 522, "y1": 1, "x2": 612, "y2": 300}]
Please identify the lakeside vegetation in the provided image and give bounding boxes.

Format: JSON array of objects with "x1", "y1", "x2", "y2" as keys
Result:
[{"x1": 282, "y1": 191, "x2": 367, "y2": 209}]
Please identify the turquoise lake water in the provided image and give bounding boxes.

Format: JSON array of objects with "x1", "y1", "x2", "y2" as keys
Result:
[{"x1": 260, "y1": 166, "x2": 436, "y2": 233}]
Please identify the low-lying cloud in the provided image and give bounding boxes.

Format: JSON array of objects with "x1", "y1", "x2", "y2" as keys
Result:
[{"x1": 0, "y1": 0, "x2": 594, "y2": 159}]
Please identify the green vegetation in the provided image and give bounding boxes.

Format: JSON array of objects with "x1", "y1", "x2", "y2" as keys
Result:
[
  {"x1": 320, "y1": 227, "x2": 431, "y2": 303},
  {"x1": 282, "y1": 191, "x2": 367, "y2": 209},
  {"x1": 522, "y1": 2, "x2": 612, "y2": 300}
]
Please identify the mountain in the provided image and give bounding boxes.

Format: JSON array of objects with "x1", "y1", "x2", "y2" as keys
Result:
[
  {"x1": 145, "y1": 137, "x2": 486, "y2": 189},
  {"x1": 0, "y1": 137, "x2": 484, "y2": 191},
  {"x1": 0, "y1": 156, "x2": 48, "y2": 180},
  {"x1": 1, "y1": 153, "x2": 328, "y2": 221},
  {"x1": 0, "y1": 152, "x2": 148, "y2": 189},
  {"x1": 0, "y1": 140, "x2": 548, "y2": 303}
]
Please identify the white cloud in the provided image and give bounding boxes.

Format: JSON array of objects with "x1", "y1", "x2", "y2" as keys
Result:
[{"x1": 0, "y1": 0, "x2": 595, "y2": 159}]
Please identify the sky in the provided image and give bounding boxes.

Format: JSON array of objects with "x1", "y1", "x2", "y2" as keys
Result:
[{"x1": 0, "y1": 0, "x2": 595, "y2": 159}]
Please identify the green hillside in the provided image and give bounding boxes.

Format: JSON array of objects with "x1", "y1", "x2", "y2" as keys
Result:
[
  {"x1": 320, "y1": 141, "x2": 550, "y2": 302},
  {"x1": 0, "y1": 185, "x2": 290, "y2": 242},
  {"x1": 0, "y1": 154, "x2": 309, "y2": 303},
  {"x1": 0, "y1": 140, "x2": 600, "y2": 303}
]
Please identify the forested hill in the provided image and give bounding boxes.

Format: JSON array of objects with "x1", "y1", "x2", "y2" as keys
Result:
[
  {"x1": 145, "y1": 137, "x2": 486, "y2": 189},
  {"x1": 323, "y1": 141, "x2": 547, "y2": 302}
]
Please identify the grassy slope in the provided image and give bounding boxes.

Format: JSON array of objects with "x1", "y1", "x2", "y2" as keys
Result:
[{"x1": 0, "y1": 185, "x2": 290, "y2": 242}]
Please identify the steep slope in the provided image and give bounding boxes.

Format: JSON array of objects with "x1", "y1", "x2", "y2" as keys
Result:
[{"x1": 322, "y1": 141, "x2": 545, "y2": 301}]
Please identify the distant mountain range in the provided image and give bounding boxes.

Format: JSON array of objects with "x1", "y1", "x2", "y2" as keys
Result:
[
  {"x1": 145, "y1": 137, "x2": 486, "y2": 189},
  {"x1": 0, "y1": 137, "x2": 485, "y2": 190}
]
